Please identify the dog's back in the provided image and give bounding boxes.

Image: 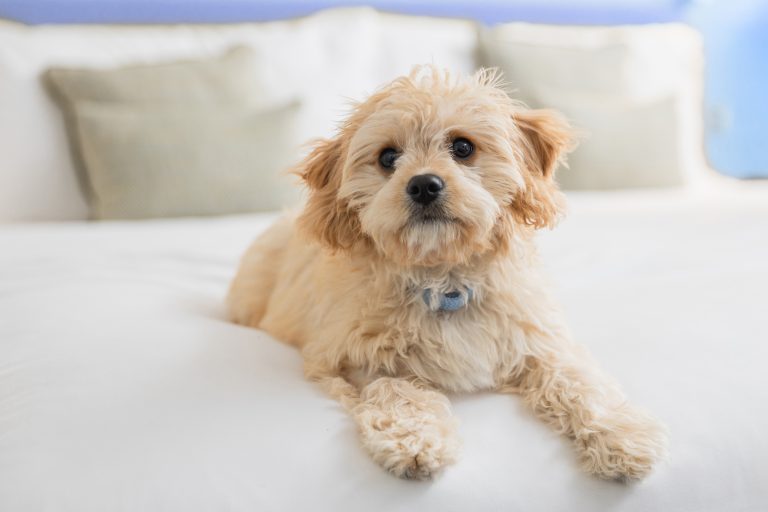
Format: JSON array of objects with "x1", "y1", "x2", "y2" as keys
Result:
[{"x1": 227, "y1": 213, "x2": 306, "y2": 336}]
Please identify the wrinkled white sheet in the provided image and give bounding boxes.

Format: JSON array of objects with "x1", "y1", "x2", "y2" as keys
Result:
[{"x1": 2, "y1": 188, "x2": 767, "y2": 511}]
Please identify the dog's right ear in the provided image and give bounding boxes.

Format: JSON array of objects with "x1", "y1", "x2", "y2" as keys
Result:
[{"x1": 295, "y1": 137, "x2": 363, "y2": 250}]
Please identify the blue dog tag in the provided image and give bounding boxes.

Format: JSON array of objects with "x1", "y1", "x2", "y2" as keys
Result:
[{"x1": 422, "y1": 288, "x2": 473, "y2": 312}]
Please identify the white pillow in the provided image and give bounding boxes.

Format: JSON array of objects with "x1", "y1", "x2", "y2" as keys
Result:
[{"x1": 481, "y1": 22, "x2": 705, "y2": 190}]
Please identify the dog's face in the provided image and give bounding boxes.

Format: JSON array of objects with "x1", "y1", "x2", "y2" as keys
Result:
[{"x1": 297, "y1": 68, "x2": 573, "y2": 267}]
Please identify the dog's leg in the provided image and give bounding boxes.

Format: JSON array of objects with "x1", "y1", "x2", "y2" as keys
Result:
[
  {"x1": 351, "y1": 377, "x2": 460, "y2": 480},
  {"x1": 507, "y1": 345, "x2": 667, "y2": 481},
  {"x1": 306, "y1": 356, "x2": 460, "y2": 480}
]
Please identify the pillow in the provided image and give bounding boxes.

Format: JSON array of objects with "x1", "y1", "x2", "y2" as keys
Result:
[
  {"x1": 45, "y1": 45, "x2": 262, "y2": 105},
  {"x1": 481, "y1": 23, "x2": 705, "y2": 190},
  {"x1": 535, "y1": 90, "x2": 684, "y2": 190},
  {"x1": 73, "y1": 101, "x2": 302, "y2": 219},
  {"x1": 44, "y1": 46, "x2": 302, "y2": 219}
]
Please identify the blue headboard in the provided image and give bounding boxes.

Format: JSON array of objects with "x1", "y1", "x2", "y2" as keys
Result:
[{"x1": 0, "y1": 0, "x2": 686, "y2": 25}]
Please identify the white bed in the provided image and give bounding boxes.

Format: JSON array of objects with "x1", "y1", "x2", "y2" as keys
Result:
[{"x1": 2, "y1": 186, "x2": 767, "y2": 511}]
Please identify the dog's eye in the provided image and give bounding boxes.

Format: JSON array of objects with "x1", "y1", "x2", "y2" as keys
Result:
[
  {"x1": 379, "y1": 148, "x2": 399, "y2": 170},
  {"x1": 451, "y1": 138, "x2": 474, "y2": 160}
]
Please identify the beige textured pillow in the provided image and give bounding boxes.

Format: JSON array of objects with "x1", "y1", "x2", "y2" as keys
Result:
[
  {"x1": 73, "y1": 101, "x2": 302, "y2": 219},
  {"x1": 45, "y1": 45, "x2": 263, "y2": 104},
  {"x1": 481, "y1": 23, "x2": 704, "y2": 190},
  {"x1": 534, "y1": 90, "x2": 684, "y2": 189},
  {"x1": 44, "y1": 47, "x2": 302, "y2": 218}
]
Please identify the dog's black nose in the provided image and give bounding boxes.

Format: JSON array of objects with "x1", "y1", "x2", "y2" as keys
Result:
[{"x1": 406, "y1": 174, "x2": 444, "y2": 205}]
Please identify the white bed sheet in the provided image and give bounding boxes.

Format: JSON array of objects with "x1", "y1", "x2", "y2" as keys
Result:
[{"x1": 1, "y1": 188, "x2": 767, "y2": 511}]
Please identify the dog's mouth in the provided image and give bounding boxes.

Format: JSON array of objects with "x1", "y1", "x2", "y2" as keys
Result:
[
  {"x1": 408, "y1": 205, "x2": 457, "y2": 225},
  {"x1": 410, "y1": 214, "x2": 458, "y2": 226}
]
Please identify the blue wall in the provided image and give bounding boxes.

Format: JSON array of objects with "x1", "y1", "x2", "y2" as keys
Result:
[{"x1": 689, "y1": 0, "x2": 768, "y2": 178}]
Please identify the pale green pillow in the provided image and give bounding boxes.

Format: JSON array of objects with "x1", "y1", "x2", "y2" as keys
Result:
[
  {"x1": 73, "y1": 101, "x2": 302, "y2": 219},
  {"x1": 44, "y1": 47, "x2": 303, "y2": 219},
  {"x1": 45, "y1": 46, "x2": 263, "y2": 105}
]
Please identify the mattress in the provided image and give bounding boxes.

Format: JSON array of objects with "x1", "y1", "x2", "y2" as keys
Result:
[{"x1": 1, "y1": 187, "x2": 767, "y2": 511}]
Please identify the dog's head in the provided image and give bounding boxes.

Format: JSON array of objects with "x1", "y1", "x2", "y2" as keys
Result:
[{"x1": 295, "y1": 67, "x2": 574, "y2": 267}]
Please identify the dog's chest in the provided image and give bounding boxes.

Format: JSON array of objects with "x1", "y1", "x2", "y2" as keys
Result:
[
  {"x1": 351, "y1": 266, "x2": 532, "y2": 392},
  {"x1": 383, "y1": 298, "x2": 511, "y2": 393},
  {"x1": 409, "y1": 317, "x2": 503, "y2": 392}
]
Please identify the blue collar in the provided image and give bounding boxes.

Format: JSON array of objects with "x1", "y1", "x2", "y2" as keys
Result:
[{"x1": 422, "y1": 287, "x2": 474, "y2": 312}]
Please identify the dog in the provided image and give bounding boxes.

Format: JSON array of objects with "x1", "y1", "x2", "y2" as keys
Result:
[{"x1": 227, "y1": 66, "x2": 668, "y2": 481}]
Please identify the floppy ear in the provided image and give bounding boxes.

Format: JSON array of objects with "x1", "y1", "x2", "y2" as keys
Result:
[
  {"x1": 511, "y1": 109, "x2": 574, "y2": 229},
  {"x1": 515, "y1": 109, "x2": 574, "y2": 178},
  {"x1": 295, "y1": 137, "x2": 363, "y2": 250}
]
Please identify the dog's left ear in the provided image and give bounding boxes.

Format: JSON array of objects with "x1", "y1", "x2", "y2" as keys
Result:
[
  {"x1": 511, "y1": 109, "x2": 575, "y2": 229},
  {"x1": 515, "y1": 109, "x2": 574, "y2": 178}
]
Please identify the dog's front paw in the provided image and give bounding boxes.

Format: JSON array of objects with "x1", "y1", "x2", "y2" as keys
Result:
[
  {"x1": 576, "y1": 404, "x2": 668, "y2": 481},
  {"x1": 368, "y1": 426, "x2": 458, "y2": 480},
  {"x1": 353, "y1": 378, "x2": 460, "y2": 480}
]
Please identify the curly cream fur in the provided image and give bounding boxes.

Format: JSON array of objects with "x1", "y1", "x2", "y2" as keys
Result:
[{"x1": 227, "y1": 66, "x2": 667, "y2": 481}]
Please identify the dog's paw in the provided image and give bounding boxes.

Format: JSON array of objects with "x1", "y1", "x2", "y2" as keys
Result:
[
  {"x1": 372, "y1": 428, "x2": 458, "y2": 480},
  {"x1": 353, "y1": 378, "x2": 460, "y2": 480},
  {"x1": 576, "y1": 404, "x2": 668, "y2": 481}
]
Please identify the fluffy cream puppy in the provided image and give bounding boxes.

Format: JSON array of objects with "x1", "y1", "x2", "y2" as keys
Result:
[{"x1": 228, "y1": 67, "x2": 667, "y2": 481}]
